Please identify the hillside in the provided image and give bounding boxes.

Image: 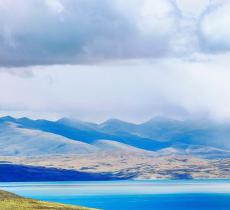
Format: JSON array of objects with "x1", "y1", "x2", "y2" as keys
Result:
[
  {"x1": 0, "y1": 116, "x2": 171, "y2": 151},
  {"x1": 0, "y1": 122, "x2": 98, "y2": 156},
  {"x1": 0, "y1": 190, "x2": 96, "y2": 210},
  {"x1": 0, "y1": 116, "x2": 229, "y2": 180},
  {"x1": 0, "y1": 116, "x2": 230, "y2": 158}
]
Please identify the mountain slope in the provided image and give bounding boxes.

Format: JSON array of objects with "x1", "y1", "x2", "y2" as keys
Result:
[
  {"x1": 96, "y1": 117, "x2": 230, "y2": 150},
  {"x1": 157, "y1": 145, "x2": 230, "y2": 159},
  {"x1": 93, "y1": 139, "x2": 154, "y2": 154},
  {"x1": 0, "y1": 116, "x2": 230, "y2": 157},
  {"x1": 0, "y1": 116, "x2": 169, "y2": 151},
  {"x1": 55, "y1": 117, "x2": 170, "y2": 150},
  {"x1": 0, "y1": 121, "x2": 156, "y2": 156},
  {"x1": 0, "y1": 122, "x2": 98, "y2": 156}
]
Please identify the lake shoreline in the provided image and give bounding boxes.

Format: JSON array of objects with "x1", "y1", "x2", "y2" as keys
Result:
[
  {"x1": 0, "y1": 190, "x2": 97, "y2": 210},
  {"x1": 1, "y1": 180, "x2": 230, "y2": 210}
]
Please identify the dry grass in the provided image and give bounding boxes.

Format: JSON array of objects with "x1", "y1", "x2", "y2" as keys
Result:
[{"x1": 0, "y1": 190, "x2": 97, "y2": 210}]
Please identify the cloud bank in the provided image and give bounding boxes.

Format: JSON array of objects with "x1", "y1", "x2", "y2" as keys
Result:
[
  {"x1": 1, "y1": 0, "x2": 230, "y2": 122},
  {"x1": 0, "y1": 0, "x2": 175, "y2": 66},
  {"x1": 0, "y1": 0, "x2": 229, "y2": 66},
  {"x1": 1, "y1": 55, "x2": 230, "y2": 122},
  {"x1": 200, "y1": 0, "x2": 230, "y2": 52}
]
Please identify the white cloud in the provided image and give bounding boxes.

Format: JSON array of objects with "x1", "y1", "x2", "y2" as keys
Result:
[
  {"x1": 0, "y1": 0, "x2": 229, "y2": 66},
  {"x1": 1, "y1": 54, "x2": 230, "y2": 122},
  {"x1": 45, "y1": 0, "x2": 65, "y2": 14},
  {"x1": 0, "y1": 0, "x2": 230, "y2": 122},
  {"x1": 135, "y1": 0, "x2": 175, "y2": 35},
  {"x1": 176, "y1": 0, "x2": 210, "y2": 17},
  {"x1": 200, "y1": 1, "x2": 230, "y2": 52}
]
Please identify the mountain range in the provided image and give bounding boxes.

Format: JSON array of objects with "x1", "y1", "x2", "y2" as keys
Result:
[{"x1": 0, "y1": 116, "x2": 230, "y2": 159}]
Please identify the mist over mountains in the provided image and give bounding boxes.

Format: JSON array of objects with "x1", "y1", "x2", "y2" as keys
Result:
[{"x1": 0, "y1": 115, "x2": 229, "y2": 159}]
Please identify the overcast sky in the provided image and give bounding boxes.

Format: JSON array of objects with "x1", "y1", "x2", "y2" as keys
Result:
[{"x1": 0, "y1": 0, "x2": 230, "y2": 122}]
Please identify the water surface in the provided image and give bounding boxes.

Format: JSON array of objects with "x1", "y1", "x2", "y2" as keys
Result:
[{"x1": 1, "y1": 180, "x2": 230, "y2": 210}]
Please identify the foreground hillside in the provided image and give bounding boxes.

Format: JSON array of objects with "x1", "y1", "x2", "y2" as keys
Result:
[{"x1": 0, "y1": 190, "x2": 96, "y2": 210}]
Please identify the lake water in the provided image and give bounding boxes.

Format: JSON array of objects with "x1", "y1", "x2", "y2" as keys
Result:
[{"x1": 1, "y1": 180, "x2": 230, "y2": 210}]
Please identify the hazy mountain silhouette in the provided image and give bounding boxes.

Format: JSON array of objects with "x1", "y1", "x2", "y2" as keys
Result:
[{"x1": 0, "y1": 116, "x2": 230, "y2": 158}]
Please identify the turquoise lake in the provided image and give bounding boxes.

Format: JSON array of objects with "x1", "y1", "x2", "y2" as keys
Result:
[{"x1": 1, "y1": 180, "x2": 230, "y2": 210}]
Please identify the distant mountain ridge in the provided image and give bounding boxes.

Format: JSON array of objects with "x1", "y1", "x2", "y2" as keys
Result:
[
  {"x1": 56, "y1": 116, "x2": 230, "y2": 150},
  {"x1": 0, "y1": 122, "x2": 98, "y2": 156},
  {"x1": 0, "y1": 116, "x2": 170, "y2": 151},
  {"x1": 0, "y1": 116, "x2": 230, "y2": 158}
]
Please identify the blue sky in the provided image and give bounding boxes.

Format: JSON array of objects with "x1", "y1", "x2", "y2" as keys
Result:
[{"x1": 0, "y1": 0, "x2": 230, "y2": 122}]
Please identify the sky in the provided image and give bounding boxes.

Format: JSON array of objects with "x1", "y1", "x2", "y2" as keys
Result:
[{"x1": 0, "y1": 0, "x2": 230, "y2": 122}]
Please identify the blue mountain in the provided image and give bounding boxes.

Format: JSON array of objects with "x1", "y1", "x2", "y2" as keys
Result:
[
  {"x1": 0, "y1": 116, "x2": 170, "y2": 151},
  {"x1": 0, "y1": 116, "x2": 230, "y2": 157}
]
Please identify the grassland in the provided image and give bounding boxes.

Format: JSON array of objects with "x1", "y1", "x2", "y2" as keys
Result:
[{"x1": 0, "y1": 190, "x2": 97, "y2": 210}]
